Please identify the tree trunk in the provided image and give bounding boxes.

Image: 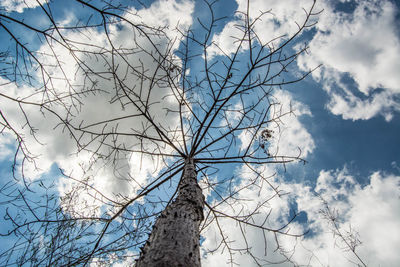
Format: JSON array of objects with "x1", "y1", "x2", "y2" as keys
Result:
[{"x1": 136, "y1": 158, "x2": 204, "y2": 267}]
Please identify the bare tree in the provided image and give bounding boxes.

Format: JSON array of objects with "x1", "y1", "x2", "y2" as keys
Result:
[
  {"x1": 318, "y1": 195, "x2": 367, "y2": 267},
  {"x1": 0, "y1": 0, "x2": 321, "y2": 266}
]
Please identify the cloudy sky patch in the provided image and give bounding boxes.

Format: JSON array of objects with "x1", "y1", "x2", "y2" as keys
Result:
[{"x1": 0, "y1": 0, "x2": 399, "y2": 266}]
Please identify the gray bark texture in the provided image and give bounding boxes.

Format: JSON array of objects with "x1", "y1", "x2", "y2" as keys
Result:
[{"x1": 136, "y1": 158, "x2": 205, "y2": 267}]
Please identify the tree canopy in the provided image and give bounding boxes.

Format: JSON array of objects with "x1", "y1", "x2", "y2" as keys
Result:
[{"x1": 1, "y1": 0, "x2": 399, "y2": 266}]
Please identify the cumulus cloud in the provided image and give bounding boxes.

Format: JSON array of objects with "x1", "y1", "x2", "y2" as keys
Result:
[
  {"x1": 326, "y1": 88, "x2": 400, "y2": 121},
  {"x1": 293, "y1": 168, "x2": 400, "y2": 266},
  {"x1": 124, "y1": 0, "x2": 194, "y2": 38},
  {"x1": 0, "y1": 133, "x2": 14, "y2": 161},
  {"x1": 90, "y1": 251, "x2": 136, "y2": 267},
  {"x1": 211, "y1": 0, "x2": 400, "y2": 121},
  {"x1": 201, "y1": 166, "x2": 400, "y2": 266},
  {"x1": 202, "y1": 92, "x2": 315, "y2": 265},
  {"x1": 268, "y1": 90, "x2": 315, "y2": 158},
  {"x1": 235, "y1": 89, "x2": 314, "y2": 160},
  {"x1": 207, "y1": 0, "x2": 318, "y2": 57},
  {"x1": 297, "y1": 0, "x2": 400, "y2": 121},
  {"x1": 0, "y1": 0, "x2": 42, "y2": 13},
  {"x1": 0, "y1": 0, "x2": 195, "y2": 216},
  {"x1": 201, "y1": 163, "x2": 303, "y2": 266}
]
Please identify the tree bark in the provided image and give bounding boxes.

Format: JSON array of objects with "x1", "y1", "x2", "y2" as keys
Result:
[{"x1": 136, "y1": 158, "x2": 204, "y2": 267}]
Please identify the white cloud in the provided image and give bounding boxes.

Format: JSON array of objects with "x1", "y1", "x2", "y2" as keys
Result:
[
  {"x1": 208, "y1": 0, "x2": 317, "y2": 57},
  {"x1": 2, "y1": 1, "x2": 399, "y2": 265},
  {"x1": 327, "y1": 89, "x2": 400, "y2": 121},
  {"x1": 297, "y1": 0, "x2": 400, "y2": 120},
  {"x1": 201, "y1": 167, "x2": 400, "y2": 266},
  {"x1": 207, "y1": 20, "x2": 248, "y2": 58},
  {"x1": 347, "y1": 172, "x2": 400, "y2": 263},
  {"x1": 293, "y1": 168, "x2": 400, "y2": 266},
  {"x1": 0, "y1": 0, "x2": 42, "y2": 13},
  {"x1": 124, "y1": 0, "x2": 194, "y2": 40},
  {"x1": 201, "y1": 163, "x2": 303, "y2": 266},
  {"x1": 211, "y1": 0, "x2": 400, "y2": 121},
  {"x1": 269, "y1": 90, "x2": 314, "y2": 158},
  {"x1": 201, "y1": 107, "x2": 315, "y2": 265},
  {"x1": 90, "y1": 251, "x2": 136, "y2": 267},
  {"x1": 0, "y1": 0, "x2": 195, "y2": 216},
  {"x1": 0, "y1": 133, "x2": 14, "y2": 160},
  {"x1": 235, "y1": 89, "x2": 314, "y2": 158}
]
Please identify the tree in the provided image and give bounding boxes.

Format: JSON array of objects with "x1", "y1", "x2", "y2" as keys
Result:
[
  {"x1": 317, "y1": 194, "x2": 367, "y2": 267},
  {"x1": 0, "y1": 0, "x2": 321, "y2": 266}
]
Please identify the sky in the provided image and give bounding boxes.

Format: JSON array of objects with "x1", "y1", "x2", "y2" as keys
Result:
[{"x1": 0, "y1": 0, "x2": 399, "y2": 266}]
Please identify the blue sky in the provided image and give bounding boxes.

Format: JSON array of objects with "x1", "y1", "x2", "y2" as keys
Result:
[{"x1": 1, "y1": 0, "x2": 400, "y2": 266}]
